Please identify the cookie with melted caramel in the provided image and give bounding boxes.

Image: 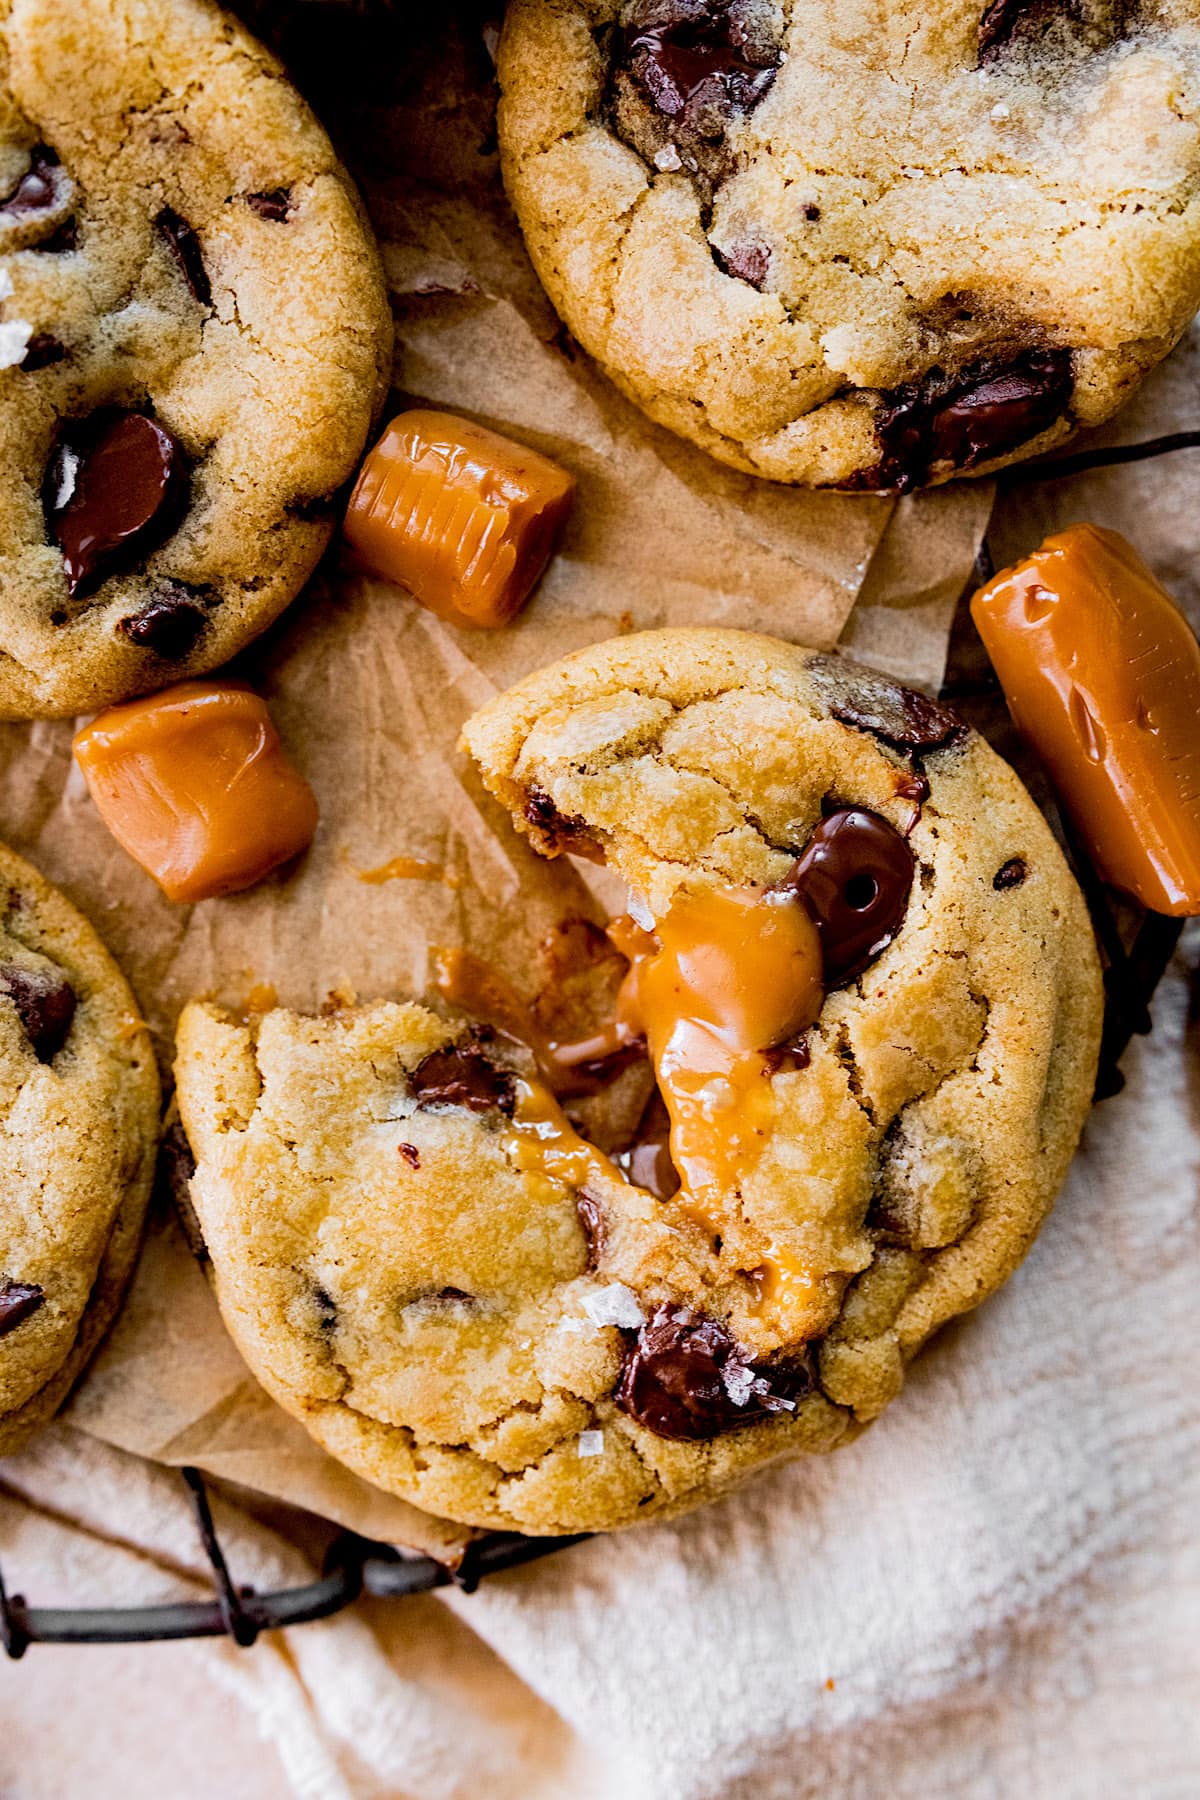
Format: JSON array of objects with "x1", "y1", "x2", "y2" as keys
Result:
[{"x1": 173, "y1": 629, "x2": 1102, "y2": 1533}]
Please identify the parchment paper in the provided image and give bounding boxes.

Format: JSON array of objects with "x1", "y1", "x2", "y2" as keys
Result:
[{"x1": 2, "y1": 6, "x2": 1175, "y2": 1552}]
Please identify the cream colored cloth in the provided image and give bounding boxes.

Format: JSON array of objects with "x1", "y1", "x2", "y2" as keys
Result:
[{"x1": 2, "y1": 931, "x2": 1198, "y2": 1799}]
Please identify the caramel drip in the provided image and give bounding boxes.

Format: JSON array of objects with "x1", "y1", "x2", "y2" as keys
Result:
[
  {"x1": 500, "y1": 1074, "x2": 627, "y2": 1195},
  {"x1": 611, "y1": 886, "x2": 824, "y2": 1234},
  {"x1": 432, "y1": 944, "x2": 642, "y2": 1096},
  {"x1": 357, "y1": 856, "x2": 459, "y2": 887}
]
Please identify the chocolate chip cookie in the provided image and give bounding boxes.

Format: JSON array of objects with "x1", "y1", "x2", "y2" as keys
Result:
[
  {"x1": 497, "y1": 0, "x2": 1200, "y2": 489},
  {"x1": 0, "y1": 0, "x2": 392, "y2": 718},
  {"x1": 0, "y1": 842, "x2": 159, "y2": 1453},
  {"x1": 173, "y1": 629, "x2": 1102, "y2": 1533}
]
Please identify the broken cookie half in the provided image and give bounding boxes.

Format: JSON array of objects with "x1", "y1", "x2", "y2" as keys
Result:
[{"x1": 174, "y1": 628, "x2": 1102, "y2": 1533}]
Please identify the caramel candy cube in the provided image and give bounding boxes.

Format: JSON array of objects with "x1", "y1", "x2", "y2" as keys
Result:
[
  {"x1": 971, "y1": 524, "x2": 1200, "y2": 916},
  {"x1": 343, "y1": 409, "x2": 574, "y2": 627},
  {"x1": 74, "y1": 682, "x2": 319, "y2": 903}
]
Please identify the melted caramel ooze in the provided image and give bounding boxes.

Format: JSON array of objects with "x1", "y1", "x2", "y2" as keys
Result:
[{"x1": 613, "y1": 887, "x2": 824, "y2": 1239}]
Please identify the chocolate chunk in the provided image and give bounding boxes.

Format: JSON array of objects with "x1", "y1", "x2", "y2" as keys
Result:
[
  {"x1": 313, "y1": 1284, "x2": 338, "y2": 1332},
  {"x1": 435, "y1": 1286, "x2": 473, "y2": 1302},
  {"x1": 523, "y1": 787, "x2": 601, "y2": 858},
  {"x1": 802, "y1": 202, "x2": 821, "y2": 222},
  {"x1": 993, "y1": 856, "x2": 1028, "y2": 890},
  {"x1": 808, "y1": 655, "x2": 968, "y2": 752},
  {"x1": 612, "y1": 0, "x2": 783, "y2": 193},
  {"x1": 398, "y1": 1140, "x2": 421, "y2": 1167},
  {"x1": 576, "y1": 1190, "x2": 607, "y2": 1269},
  {"x1": 41, "y1": 217, "x2": 78, "y2": 253},
  {"x1": 246, "y1": 188, "x2": 294, "y2": 222},
  {"x1": 894, "y1": 772, "x2": 931, "y2": 805},
  {"x1": 616, "y1": 1303, "x2": 810, "y2": 1440},
  {"x1": 116, "y1": 587, "x2": 208, "y2": 658},
  {"x1": 614, "y1": 1090, "x2": 680, "y2": 1201},
  {"x1": 784, "y1": 808, "x2": 915, "y2": 986},
  {"x1": 0, "y1": 145, "x2": 72, "y2": 237},
  {"x1": 156, "y1": 206, "x2": 212, "y2": 307},
  {"x1": 44, "y1": 411, "x2": 189, "y2": 600},
  {"x1": 20, "y1": 333, "x2": 65, "y2": 371},
  {"x1": 626, "y1": 0, "x2": 780, "y2": 120},
  {"x1": 410, "y1": 1038, "x2": 515, "y2": 1115},
  {"x1": 0, "y1": 962, "x2": 76, "y2": 1061},
  {"x1": 156, "y1": 1117, "x2": 208, "y2": 1263},
  {"x1": 850, "y1": 350, "x2": 1073, "y2": 493},
  {"x1": 713, "y1": 240, "x2": 770, "y2": 289},
  {"x1": 0, "y1": 1280, "x2": 45, "y2": 1338}
]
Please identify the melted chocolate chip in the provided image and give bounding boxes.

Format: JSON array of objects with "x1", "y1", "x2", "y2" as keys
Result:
[
  {"x1": 849, "y1": 350, "x2": 1074, "y2": 493},
  {"x1": 576, "y1": 1191, "x2": 607, "y2": 1269},
  {"x1": 523, "y1": 787, "x2": 599, "y2": 857},
  {"x1": 313, "y1": 1284, "x2": 338, "y2": 1332},
  {"x1": 614, "y1": 1090, "x2": 680, "y2": 1201},
  {"x1": 20, "y1": 333, "x2": 65, "y2": 371},
  {"x1": 410, "y1": 1039, "x2": 515, "y2": 1115},
  {"x1": 894, "y1": 772, "x2": 931, "y2": 806},
  {"x1": 993, "y1": 856, "x2": 1028, "y2": 890},
  {"x1": 41, "y1": 217, "x2": 78, "y2": 253},
  {"x1": 0, "y1": 1280, "x2": 45, "y2": 1338},
  {"x1": 156, "y1": 206, "x2": 212, "y2": 307},
  {"x1": 713, "y1": 240, "x2": 770, "y2": 289},
  {"x1": 0, "y1": 962, "x2": 76, "y2": 1061},
  {"x1": 0, "y1": 146, "x2": 71, "y2": 229},
  {"x1": 157, "y1": 1118, "x2": 208, "y2": 1263},
  {"x1": 784, "y1": 808, "x2": 915, "y2": 986},
  {"x1": 246, "y1": 188, "x2": 294, "y2": 222},
  {"x1": 116, "y1": 586, "x2": 208, "y2": 658},
  {"x1": 802, "y1": 202, "x2": 821, "y2": 222},
  {"x1": 44, "y1": 411, "x2": 189, "y2": 600},
  {"x1": 616, "y1": 1303, "x2": 810, "y2": 1440},
  {"x1": 435, "y1": 1286, "x2": 474, "y2": 1302},
  {"x1": 398, "y1": 1141, "x2": 421, "y2": 1167},
  {"x1": 977, "y1": 0, "x2": 1096, "y2": 59},
  {"x1": 627, "y1": 0, "x2": 780, "y2": 120},
  {"x1": 808, "y1": 656, "x2": 967, "y2": 753}
]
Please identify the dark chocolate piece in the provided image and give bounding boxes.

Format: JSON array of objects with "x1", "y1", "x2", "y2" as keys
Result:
[
  {"x1": 246, "y1": 188, "x2": 294, "y2": 222},
  {"x1": 398, "y1": 1141, "x2": 421, "y2": 1167},
  {"x1": 41, "y1": 217, "x2": 78, "y2": 253},
  {"x1": 616, "y1": 1303, "x2": 810, "y2": 1440},
  {"x1": 0, "y1": 146, "x2": 71, "y2": 229},
  {"x1": 435, "y1": 1286, "x2": 474, "y2": 1302},
  {"x1": 410, "y1": 1038, "x2": 515, "y2": 1115},
  {"x1": 20, "y1": 333, "x2": 65, "y2": 371},
  {"x1": 808, "y1": 655, "x2": 967, "y2": 752},
  {"x1": 156, "y1": 206, "x2": 212, "y2": 307},
  {"x1": 614, "y1": 1090, "x2": 679, "y2": 1201},
  {"x1": 626, "y1": 0, "x2": 780, "y2": 120},
  {"x1": 156, "y1": 1117, "x2": 208, "y2": 1264},
  {"x1": 44, "y1": 411, "x2": 189, "y2": 600},
  {"x1": 523, "y1": 786, "x2": 599, "y2": 856},
  {"x1": 784, "y1": 807, "x2": 915, "y2": 986},
  {"x1": 576, "y1": 1190, "x2": 607, "y2": 1269},
  {"x1": 849, "y1": 350, "x2": 1074, "y2": 493},
  {"x1": 0, "y1": 962, "x2": 76, "y2": 1061},
  {"x1": 0, "y1": 1280, "x2": 45, "y2": 1338},
  {"x1": 313, "y1": 1284, "x2": 338, "y2": 1332},
  {"x1": 116, "y1": 587, "x2": 208, "y2": 658},
  {"x1": 993, "y1": 856, "x2": 1028, "y2": 890},
  {"x1": 713, "y1": 239, "x2": 770, "y2": 289}
]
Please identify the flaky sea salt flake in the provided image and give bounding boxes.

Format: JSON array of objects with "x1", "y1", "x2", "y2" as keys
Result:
[{"x1": 578, "y1": 1429, "x2": 604, "y2": 1457}]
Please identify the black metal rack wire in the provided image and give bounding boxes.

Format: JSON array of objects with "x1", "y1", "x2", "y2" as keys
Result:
[{"x1": 1, "y1": 428, "x2": 1194, "y2": 1656}]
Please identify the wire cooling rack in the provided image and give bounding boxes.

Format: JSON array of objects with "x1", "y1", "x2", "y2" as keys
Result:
[{"x1": 1, "y1": 430, "x2": 1194, "y2": 1656}]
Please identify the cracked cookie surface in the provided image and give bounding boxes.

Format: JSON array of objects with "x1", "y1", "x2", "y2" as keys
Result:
[
  {"x1": 0, "y1": 840, "x2": 160, "y2": 1453},
  {"x1": 0, "y1": 0, "x2": 392, "y2": 717},
  {"x1": 175, "y1": 630, "x2": 1102, "y2": 1533},
  {"x1": 498, "y1": 0, "x2": 1200, "y2": 488}
]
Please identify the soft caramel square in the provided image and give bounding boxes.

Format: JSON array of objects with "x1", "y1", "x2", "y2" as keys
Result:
[
  {"x1": 74, "y1": 682, "x2": 318, "y2": 903},
  {"x1": 344, "y1": 408, "x2": 574, "y2": 628}
]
